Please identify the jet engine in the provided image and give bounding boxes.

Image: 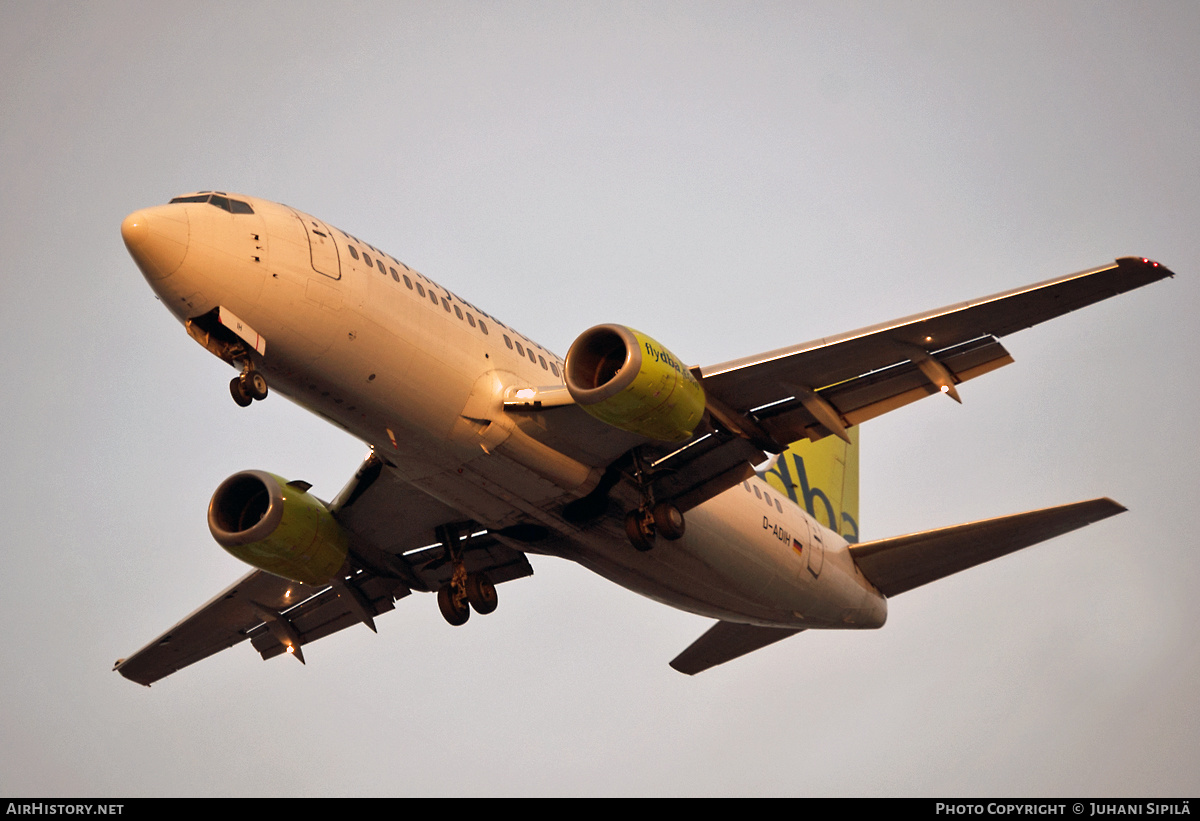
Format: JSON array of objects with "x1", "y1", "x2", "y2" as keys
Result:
[
  {"x1": 564, "y1": 324, "x2": 706, "y2": 442},
  {"x1": 208, "y1": 470, "x2": 349, "y2": 585}
]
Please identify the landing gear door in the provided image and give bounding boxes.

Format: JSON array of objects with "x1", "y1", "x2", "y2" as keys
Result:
[{"x1": 294, "y1": 211, "x2": 341, "y2": 280}]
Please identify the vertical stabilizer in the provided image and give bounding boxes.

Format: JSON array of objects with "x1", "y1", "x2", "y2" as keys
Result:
[{"x1": 762, "y1": 428, "x2": 860, "y2": 543}]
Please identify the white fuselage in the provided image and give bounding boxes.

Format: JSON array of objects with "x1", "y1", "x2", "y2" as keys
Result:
[{"x1": 124, "y1": 193, "x2": 886, "y2": 631}]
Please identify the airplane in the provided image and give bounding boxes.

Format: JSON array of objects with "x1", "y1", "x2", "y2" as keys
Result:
[{"x1": 114, "y1": 190, "x2": 1172, "y2": 685}]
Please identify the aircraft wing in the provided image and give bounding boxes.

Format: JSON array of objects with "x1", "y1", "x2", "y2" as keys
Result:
[
  {"x1": 848, "y1": 497, "x2": 1125, "y2": 597},
  {"x1": 115, "y1": 454, "x2": 533, "y2": 686},
  {"x1": 695, "y1": 257, "x2": 1172, "y2": 448},
  {"x1": 506, "y1": 258, "x2": 1170, "y2": 516},
  {"x1": 623, "y1": 258, "x2": 1172, "y2": 512}
]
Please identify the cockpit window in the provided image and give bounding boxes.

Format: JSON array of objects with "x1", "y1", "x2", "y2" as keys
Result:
[{"x1": 168, "y1": 193, "x2": 255, "y2": 214}]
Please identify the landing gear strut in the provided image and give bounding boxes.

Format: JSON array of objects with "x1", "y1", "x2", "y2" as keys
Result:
[
  {"x1": 624, "y1": 501, "x2": 686, "y2": 552},
  {"x1": 229, "y1": 367, "x2": 268, "y2": 407},
  {"x1": 434, "y1": 523, "x2": 499, "y2": 626},
  {"x1": 621, "y1": 449, "x2": 686, "y2": 551},
  {"x1": 625, "y1": 509, "x2": 656, "y2": 552},
  {"x1": 437, "y1": 571, "x2": 499, "y2": 625}
]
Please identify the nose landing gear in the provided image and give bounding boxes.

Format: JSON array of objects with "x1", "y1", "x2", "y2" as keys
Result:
[{"x1": 229, "y1": 368, "x2": 268, "y2": 407}]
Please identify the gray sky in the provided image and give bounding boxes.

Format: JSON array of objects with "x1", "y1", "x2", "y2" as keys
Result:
[{"x1": 2, "y1": 1, "x2": 1197, "y2": 797}]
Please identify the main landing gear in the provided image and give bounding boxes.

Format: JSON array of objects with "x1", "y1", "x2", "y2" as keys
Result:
[
  {"x1": 229, "y1": 367, "x2": 268, "y2": 407},
  {"x1": 434, "y1": 522, "x2": 499, "y2": 626},
  {"x1": 624, "y1": 501, "x2": 686, "y2": 552},
  {"x1": 437, "y1": 570, "x2": 498, "y2": 626}
]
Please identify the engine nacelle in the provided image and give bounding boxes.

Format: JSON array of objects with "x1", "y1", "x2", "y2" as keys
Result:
[
  {"x1": 208, "y1": 470, "x2": 349, "y2": 585},
  {"x1": 564, "y1": 324, "x2": 706, "y2": 442}
]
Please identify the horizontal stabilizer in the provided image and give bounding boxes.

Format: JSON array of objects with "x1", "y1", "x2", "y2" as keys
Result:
[
  {"x1": 849, "y1": 497, "x2": 1126, "y2": 598},
  {"x1": 670, "y1": 620, "x2": 804, "y2": 675}
]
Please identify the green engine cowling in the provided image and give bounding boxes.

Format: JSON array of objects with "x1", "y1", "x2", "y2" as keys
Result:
[
  {"x1": 564, "y1": 324, "x2": 706, "y2": 442},
  {"x1": 208, "y1": 470, "x2": 349, "y2": 585}
]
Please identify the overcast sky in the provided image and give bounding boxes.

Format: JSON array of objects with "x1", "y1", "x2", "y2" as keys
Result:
[{"x1": 1, "y1": 1, "x2": 1197, "y2": 797}]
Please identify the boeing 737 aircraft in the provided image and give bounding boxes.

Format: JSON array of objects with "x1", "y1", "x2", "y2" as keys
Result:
[{"x1": 114, "y1": 191, "x2": 1172, "y2": 684}]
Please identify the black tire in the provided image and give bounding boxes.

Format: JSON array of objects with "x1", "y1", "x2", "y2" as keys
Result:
[
  {"x1": 652, "y1": 502, "x2": 686, "y2": 541},
  {"x1": 244, "y1": 371, "x2": 268, "y2": 401},
  {"x1": 229, "y1": 376, "x2": 252, "y2": 407},
  {"x1": 466, "y1": 573, "x2": 498, "y2": 615},
  {"x1": 625, "y1": 509, "x2": 656, "y2": 552},
  {"x1": 437, "y1": 587, "x2": 470, "y2": 626}
]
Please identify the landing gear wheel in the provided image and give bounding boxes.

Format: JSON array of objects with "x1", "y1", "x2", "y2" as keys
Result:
[
  {"x1": 437, "y1": 587, "x2": 470, "y2": 626},
  {"x1": 625, "y1": 509, "x2": 656, "y2": 552},
  {"x1": 652, "y1": 502, "x2": 686, "y2": 541},
  {"x1": 243, "y1": 371, "x2": 268, "y2": 401},
  {"x1": 466, "y1": 573, "x2": 498, "y2": 615},
  {"x1": 229, "y1": 376, "x2": 252, "y2": 407}
]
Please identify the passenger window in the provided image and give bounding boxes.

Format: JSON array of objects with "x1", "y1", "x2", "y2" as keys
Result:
[
  {"x1": 429, "y1": 291, "x2": 438, "y2": 305},
  {"x1": 478, "y1": 320, "x2": 488, "y2": 335},
  {"x1": 389, "y1": 266, "x2": 400, "y2": 282},
  {"x1": 416, "y1": 283, "x2": 426, "y2": 297},
  {"x1": 403, "y1": 275, "x2": 413, "y2": 289},
  {"x1": 527, "y1": 349, "x2": 537, "y2": 363},
  {"x1": 775, "y1": 499, "x2": 783, "y2": 513},
  {"x1": 454, "y1": 306, "x2": 463, "y2": 320},
  {"x1": 538, "y1": 355, "x2": 547, "y2": 370},
  {"x1": 549, "y1": 362, "x2": 559, "y2": 377},
  {"x1": 753, "y1": 486, "x2": 762, "y2": 499},
  {"x1": 377, "y1": 259, "x2": 386, "y2": 275},
  {"x1": 348, "y1": 246, "x2": 360, "y2": 261},
  {"x1": 466, "y1": 313, "x2": 475, "y2": 327},
  {"x1": 743, "y1": 481, "x2": 751, "y2": 492},
  {"x1": 363, "y1": 252, "x2": 373, "y2": 267},
  {"x1": 504, "y1": 335, "x2": 513, "y2": 350},
  {"x1": 441, "y1": 298, "x2": 451, "y2": 312},
  {"x1": 515, "y1": 341, "x2": 525, "y2": 356}
]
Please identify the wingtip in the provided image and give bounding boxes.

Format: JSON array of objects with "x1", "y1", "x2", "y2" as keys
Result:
[
  {"x1": 668, "y1": 659, "x2": 700, "y2": 676},
  {"x1": 1116, "y1": 256, "x2": 1177, "y2": 280},
  {"x1": 1098, "y1": 496, "x2": 1128, "y2": 514}
]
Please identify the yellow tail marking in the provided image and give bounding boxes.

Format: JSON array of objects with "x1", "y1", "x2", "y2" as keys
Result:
[{"x1": 762, "y1": 427, "x2": 860, "y2": 543}]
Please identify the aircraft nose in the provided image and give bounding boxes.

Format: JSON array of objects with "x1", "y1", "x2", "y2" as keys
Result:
[{"x1": 121, "y1": 206, "x2": 189, "y2": 280}]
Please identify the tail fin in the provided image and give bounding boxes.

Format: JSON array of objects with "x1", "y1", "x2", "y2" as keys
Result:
[{"x1": 761, "y1": 428, "x2": 860, "y2": 543}]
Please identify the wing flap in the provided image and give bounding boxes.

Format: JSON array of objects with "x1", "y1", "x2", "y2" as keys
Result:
[
  {"x1": 398, "y1": 535, "x2": 534, "y2": 591},
  {"x1": 670, "y1": 621, "x2": 805, "y2": 675},
  {"x1": 756, "y1": 336, "x2": 1013, "y2": 444},
  {"x1": 649, "y1": 435, "x2": 764, "y2": 512},
  {"x1": 252, "y1": 571, "x2": 409, "y2": 660},
  {"x1": 114, "y1": 569, "x2": 315, "y2": 685},
  {"x1": 849, "y1": 497, "x2": 1126, "y2": 597}
]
